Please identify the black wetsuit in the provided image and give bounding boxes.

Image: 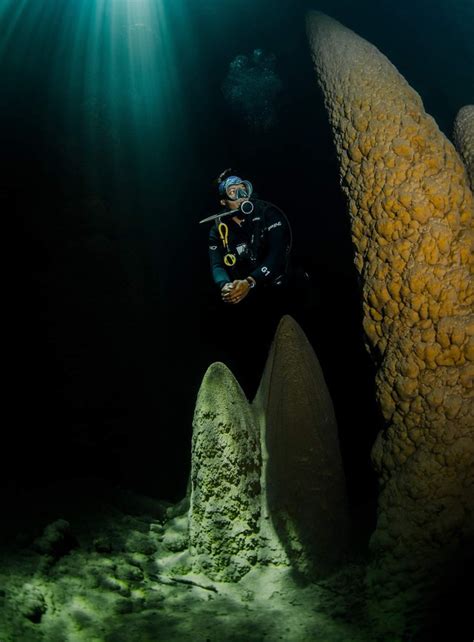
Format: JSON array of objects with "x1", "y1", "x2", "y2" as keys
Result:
[
  {"x1": 208, "y1": 199, "x2": 291, "y2": 291},
  {"x1": 205, "y1": 199, "x2": 293, "y2": 398}
]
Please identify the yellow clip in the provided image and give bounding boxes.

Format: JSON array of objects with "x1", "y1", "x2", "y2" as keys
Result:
[
  {"x1": 224, "y1": 253, "x2": 237, "y2": 266},
  {"x1": 218, "y1": 222, "x2": 229, "y2": 246},
  {"x1": 219, "y1": 221, "x2": 236, "y2": 266}
]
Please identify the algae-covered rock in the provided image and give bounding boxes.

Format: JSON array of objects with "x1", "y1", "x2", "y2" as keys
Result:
[
  {"x1": 253, "y1": 315, "x2": 350, "y2": 577},
  {"x1": 18, "y1": 582, "x2": 47, "y2": 623},
  {"x1": 124, "y1": 530, "x2": 157, "y2": 556},
  {"x1": 189, "y1": 362, "x2": 261, "y2": 581},
  {"x1": 162, "y1": 514, "x2": 189, "y2": 553},
  {"x1": 33, "y1": 519, "x2": 78, "y2": 559}
]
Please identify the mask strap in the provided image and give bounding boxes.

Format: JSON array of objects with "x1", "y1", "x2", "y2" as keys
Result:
[{"x1": 243, "y1": 180, "x2": 253, "y2": 198}]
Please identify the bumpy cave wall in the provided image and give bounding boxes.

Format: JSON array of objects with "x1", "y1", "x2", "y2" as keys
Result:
[
  {"x1": 306, "y1": 9, "x2": 473, "y2": 602},
  {"x1": 454, "y1": 105, "x2": 474, "y2": 191}
]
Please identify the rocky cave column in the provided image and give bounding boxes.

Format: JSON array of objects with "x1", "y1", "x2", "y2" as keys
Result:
[
  {"x1": 306, "y1": 10, "x2": 473, "y2": 598},
  {"x1": 189, "y1": 362, "x2": 261, "y2": 582},
  {"x1": 454, "y1": 105, "x2": 474, "y2": 191},
  {"x1": 253, "y1": 315, "x2": 350, "y2": 578}
]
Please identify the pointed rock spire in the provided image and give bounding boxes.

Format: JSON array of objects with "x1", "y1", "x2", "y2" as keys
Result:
[
  {"x1": 253, "y1": 315, "x2": 350, "y2": 577},
  {"x1": 189, "y1": 362, "x2": 261, "y2": 581}
]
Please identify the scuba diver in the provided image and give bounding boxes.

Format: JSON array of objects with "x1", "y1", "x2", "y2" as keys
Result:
[
  {"x1": 200, "y1": 168, "x2": 292, "y2": 306},
  {"x1": 199, "y1": 168, "x2": 310, "y2": 397}
]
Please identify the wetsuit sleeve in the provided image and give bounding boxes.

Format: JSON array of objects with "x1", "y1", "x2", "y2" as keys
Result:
[
  {"x1": 249, "y1": 206, "x2": 289, "y2": 286},
  {"x1": 209, "y1": 226, "x2": 231, "y2": 290}
]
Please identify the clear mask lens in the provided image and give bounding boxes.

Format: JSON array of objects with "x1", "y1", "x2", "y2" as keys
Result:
[
  {"x1": 235, "y1": 187, "x2": 249, "y2": 199},
  {"x1": 226, "y1": 180, "x2": 253, "y2": 201},
  {"x1": 226, "y1": 186, "x2": 247, "y2": 201}
]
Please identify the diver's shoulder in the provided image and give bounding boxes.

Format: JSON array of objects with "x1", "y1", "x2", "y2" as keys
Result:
[
  {"x1": 255, "y1": 199, "x2": 284, "y2": 221},
  {"x1": 208, "y1": 223, "x2": 219, "y2": 239}
]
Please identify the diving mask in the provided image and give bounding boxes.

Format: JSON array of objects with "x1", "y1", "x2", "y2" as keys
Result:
[
  {"x1": 227, "y1": 184, "x2": 251, "y2": 200},
  {"x1": 219, "y1": 175, "x2": 254, "y2": 201},
  {"x1": 226, "y1": 182, "x2": 254, "y2": 214}
]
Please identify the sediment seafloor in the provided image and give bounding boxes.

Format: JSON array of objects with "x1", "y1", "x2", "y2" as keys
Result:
[{"x1": 0, "y1": 479, "x2": 371, "y2": 642}]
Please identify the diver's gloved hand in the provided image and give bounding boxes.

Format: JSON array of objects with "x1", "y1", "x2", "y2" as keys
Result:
[{"x1": 221, "y1": 280, "x2": 250, "y2": 304}]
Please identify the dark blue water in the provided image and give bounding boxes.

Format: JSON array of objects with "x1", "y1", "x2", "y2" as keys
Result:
[{"x1": 1, "y1": 0, "x2": 472, "y2": 507}]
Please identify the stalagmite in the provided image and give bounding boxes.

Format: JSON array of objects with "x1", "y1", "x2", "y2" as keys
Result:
[
  {"x1": 189, "y1": 362, "x2": 261, "y2": 581},
  {"x1": 454, "y1": 105, "x2": 474, "y2": 190},
  {"x1": 189, "y1": 318, "x2": 349, "y2": 582},
  {"x1": 306, "y1": 8, "x2": 474, "y2": 623},
  {"x1": 253, "y1": 315, "x2": 350, "y2": 577}
]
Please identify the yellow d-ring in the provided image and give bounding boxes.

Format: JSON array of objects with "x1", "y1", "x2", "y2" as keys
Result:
[{"x1": 224, "y1": 253, "x2": 237, "y2": 266}]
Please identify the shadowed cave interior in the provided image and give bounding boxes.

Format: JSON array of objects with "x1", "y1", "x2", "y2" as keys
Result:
[{"x1": 1, "y1": 2, "x2": 473, "y2": 641}]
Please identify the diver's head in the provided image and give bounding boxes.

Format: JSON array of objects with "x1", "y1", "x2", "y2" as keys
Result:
[{"x1": 217, "y1": 172, "x2": 254, "y2": 211}]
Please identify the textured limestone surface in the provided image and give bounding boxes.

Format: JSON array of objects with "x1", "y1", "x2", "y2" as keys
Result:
[
  {"x1": 454, "y1": 105, "x2": 474, "y2": 191},
  {"x1": 253, "y1": 315, "x2": 350, "y2": 577},
  {"x1": 189, "y1": 362, "x2": 261, "y2": 581},
  {"x1": 306, "y1": 10, "x2": 474, "y2": 600}
]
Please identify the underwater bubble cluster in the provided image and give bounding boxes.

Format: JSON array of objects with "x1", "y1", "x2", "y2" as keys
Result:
[{"x1": 221, "y1": 49, "x2": 283, "y2": 132}]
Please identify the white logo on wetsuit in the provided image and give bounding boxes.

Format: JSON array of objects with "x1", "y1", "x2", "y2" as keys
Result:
[
  {"x1": 236, "y1": 243, "x2": 248, "y2": 256},
  {"x1": 267, "y1": 221, "x2": 282, "y2": 231},
  {"x1": 261, "y1": 266, "x2": 270, "y2": 276},
  {"x1": 210, "y1": 245, "x2": 218, "y2": 250}
]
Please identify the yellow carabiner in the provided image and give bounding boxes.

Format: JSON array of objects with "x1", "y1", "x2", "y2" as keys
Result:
[
  {"x1": 218, "y1": 222, "x2": 229, "y2": 247},
  {"x1": 219, "y1": 221, "x2": 236, "y2": 266},
  {"x1": 218, "y1": 221, "x2": 236, "y2": 266}
]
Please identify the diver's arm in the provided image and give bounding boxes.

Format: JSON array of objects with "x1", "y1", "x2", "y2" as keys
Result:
[
  {"x1": 209, "y1": 228, "x2": 231, "y2": 290},
  {"x1": 249, "y1": 208, "x2": 289, "y2": 286}
]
